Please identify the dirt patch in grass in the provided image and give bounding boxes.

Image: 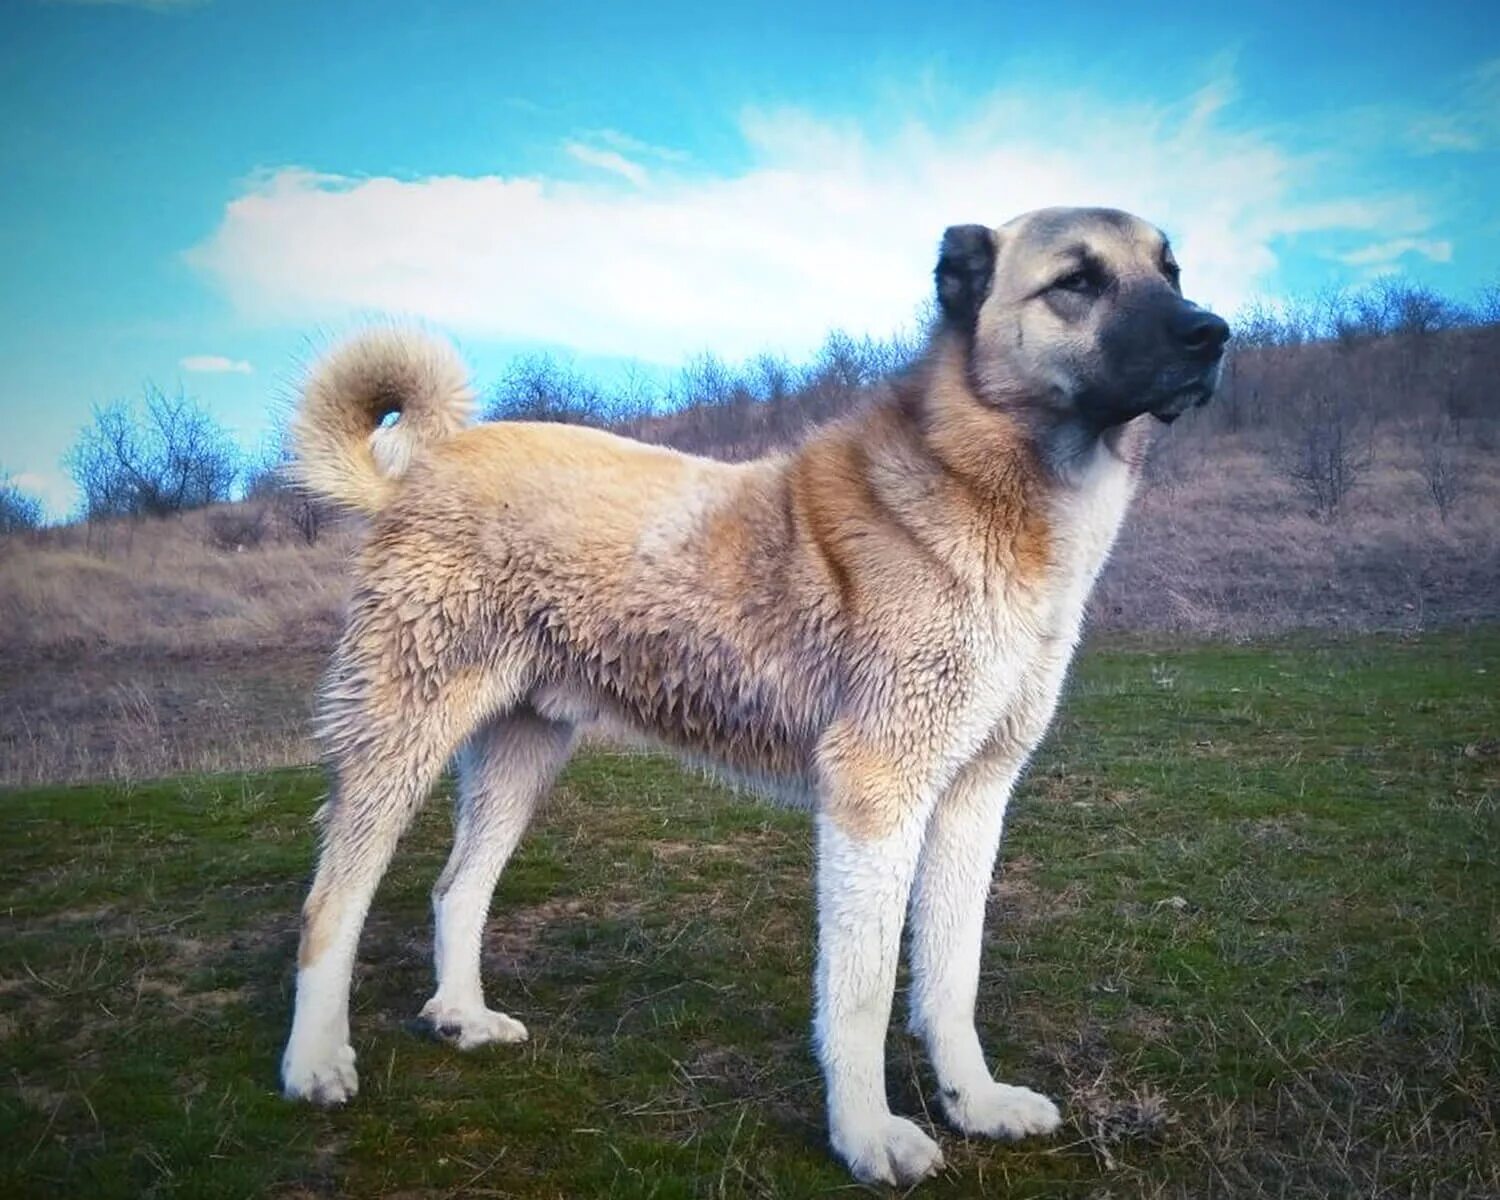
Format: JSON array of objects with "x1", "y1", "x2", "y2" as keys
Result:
[
  {"x1": 481, "y1": 895, "x2": 645, "y2": 971},
  {"x1": 993, "y1": 855, "x2": 1086, "y2": 927},
  {"x1": 136, "y1": 979, "x2": 250, "y2": 1012}
]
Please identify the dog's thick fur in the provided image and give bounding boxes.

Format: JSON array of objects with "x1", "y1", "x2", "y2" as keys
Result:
[{"x1": 280, "y1": 208, "x2": 1228, "y2": 1186}]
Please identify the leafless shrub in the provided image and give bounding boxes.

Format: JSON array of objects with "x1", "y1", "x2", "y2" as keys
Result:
[
  {"x1": 749, "y1": 352, "x2": 795, "y2": 406},
  {"x1": 483, "y1": 354, "x2": 626, "y2": 425},
  {"x1": 1211, "y1": 348, "x2": 1263, "y2": 433},
  {"x1": 0, "y1": 473, "x2": 45, "y2": 533},
  {"x1": 1475, "y1": 283, "x2": 1500, "y2": 326},
  {"x1": 206, "y1": 504, "x2": 270, "y2": 551},
  {"x1": 1279, "y1": 393, "x2": 1373, "y2": 520},
  {"x1": 671, "y1": 352, "x2": 740, "y2": 409},
  {"x1": 65, "y1": 386, "x2": 241, "y2": 520},
  {"x1": 617, "y1": 328, "x2": 922, "y2": 458},
  {"x1": 1417, "y1": 420, "x2": 1465, "y2": 521},
  {"x1": 1386, "y1": 279, "x2": 1466, "y2": 337},
  {"x1": 1232, "y1": 299, "x2": 1287, "y2": 349},
  {"x1": 244, "y1": 456, "x2": 327, "y2": 546}
]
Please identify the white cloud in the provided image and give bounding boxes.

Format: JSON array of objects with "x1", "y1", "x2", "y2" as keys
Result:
[
  {"x1": 11, "y1": 470, "x2": 75, "y2": 519},
  {"x1": 180, "y1": 354, "x2": 254, "y2": 374},
  {"x1": 1338, "y1": 238, "x2": 1454, "y2": 269},
  {"x1": 563, "y1": 141, "x2": 649, "y2": 187},
  {"x1": 1405, "y1": 117, "x2": 1483, "y2": 155},
  {"x1": 589, "y1": 128, "x2": 690, "y2": 163},
  {"x1": 187, "y1": 83, "x2": 1440, "y2": 364}
]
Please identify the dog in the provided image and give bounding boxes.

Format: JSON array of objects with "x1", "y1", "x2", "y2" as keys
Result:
[{"x1": 278, "y1": 207, "x2": 1228, "y2": 1186}]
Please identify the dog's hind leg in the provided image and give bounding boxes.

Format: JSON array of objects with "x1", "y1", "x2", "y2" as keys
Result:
[
  {"x1": 281, "y1": 667, "x2": 506, "y2": 1107},
  {"x1": 417, "y1": 711, "x2": 576, "y2": 1049}
]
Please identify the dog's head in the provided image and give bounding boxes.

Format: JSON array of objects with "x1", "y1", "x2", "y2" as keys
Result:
[{"x1": 935, "y1": 207, "x2": 1229, "y2": 429}]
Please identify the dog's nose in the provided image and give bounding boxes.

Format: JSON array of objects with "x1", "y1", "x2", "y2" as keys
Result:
[{"x1": 1176, "y1": 309, "x2": 1231, "y2": 358}]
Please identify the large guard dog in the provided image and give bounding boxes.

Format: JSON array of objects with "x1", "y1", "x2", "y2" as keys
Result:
[{"x1": 280, "y1": 207, "x2": 1228, "y2": 1186}]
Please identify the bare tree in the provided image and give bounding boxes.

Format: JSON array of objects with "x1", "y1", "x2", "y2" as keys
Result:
[
  {"x1": 749, "y1": 352, "x2": 795, "y2": 405},
  {"x1": 66, "y1": 386, "x2": 241, "y2": 520},
  {"x1": 672, "y1": 352, "x2": 738, "y2": 409},
  {"x1": 1232, "y1": 299, "x2": 1287, "y2": 348},
  {"x1": 483, "y1": 354, "x2": 609, "y2": 425},
  {"x1": 1416, "y1": 419, "x2": 1465, "y2": 522},
  {"x1": 1384, "y1": 280, "x2": 1462, "y2": 338},
  {"x1": 1280, "y1": 393, "x2": 1373, "y2": 520},
  {"x1": 1474, "y1": 283, "x2": 1500, "y2": 327},
  {"x1": 813, "y1": 331, "x2": 872, "y2": 392},
  {"x1": 245, "y1": 449, "x2": 326, "y2": 546},
  {"x1": 608, "y1": 363, "x2": 658, "y2": 422},
  {"x1": 0, "y1": 473, "x2": 45, "y2": 533}
]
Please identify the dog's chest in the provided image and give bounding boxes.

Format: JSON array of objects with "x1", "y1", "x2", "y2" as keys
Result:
[
  {"x1": 1042, "y1": 450, "x2": 1137, "y2": 633},
  {"x1": 958, "y1": 452, "x2": 1137, "y2": 761}
]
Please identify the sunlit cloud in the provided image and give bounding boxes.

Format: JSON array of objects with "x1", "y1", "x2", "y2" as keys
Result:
[
  {"x1": 1338, "y1": 238, "x2": 1453, "y2": 270},
  {"x1": 588, "y1": 128, "x2": 690, "y2": 163},
  {"x1": 180, "y1": 354, "x2": 254, "y2": 374},
  {"x1": 187, "y1": 82, "x2": 1441, "y2": 364},
  {"x1": 563, "y1": 141, "x2": 649, "y2": 187},
  {"x1": 10, "y1": 470, "x2": 75, "y2": 518}
]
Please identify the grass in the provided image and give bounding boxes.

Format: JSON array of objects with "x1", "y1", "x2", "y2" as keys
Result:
[{"x1": 2, "y1": 630, "x2": 1497, "y2": 1198}]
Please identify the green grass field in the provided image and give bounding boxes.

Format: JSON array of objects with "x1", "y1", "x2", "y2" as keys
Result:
[{"x1": 3, "y1": 632, "x2": 1497, "y2": 1198}]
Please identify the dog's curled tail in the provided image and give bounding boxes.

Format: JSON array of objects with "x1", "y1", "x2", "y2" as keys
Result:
[{"x1": 291, "y1": 328, "x2": 475, "y2": 515}]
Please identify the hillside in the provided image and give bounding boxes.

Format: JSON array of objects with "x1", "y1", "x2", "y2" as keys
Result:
[{"x1": 2, "y1": 321, "x2": 1497, "y2": 785}]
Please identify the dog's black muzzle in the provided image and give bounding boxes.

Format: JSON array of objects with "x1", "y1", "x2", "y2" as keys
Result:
[{"x1": 1151, "y1": 304, "x2": 1230, "y2": 424}]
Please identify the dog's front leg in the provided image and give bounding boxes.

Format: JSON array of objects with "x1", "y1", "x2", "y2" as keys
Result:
[
  {"x1": 907, "y1": 755, "x2": 1062, "y2": 1140},
  {"x1": 813, "y1": 747, "x2": 944, "y2": 1187}
]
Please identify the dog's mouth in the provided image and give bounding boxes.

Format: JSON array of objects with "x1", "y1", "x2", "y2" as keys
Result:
[
  {"x1": 1149, "y1": 356, "x2": 1222, "y2": 424},
  {"x1": 1151, "y1": 382, "x2": 1215, "y2": 424}
]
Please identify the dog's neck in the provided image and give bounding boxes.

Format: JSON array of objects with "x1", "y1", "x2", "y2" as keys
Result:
[
  {"x1": 1033, "y1": 412, "x2": 1153, "y2": 486},
  {"x1": 902, "y1": 333, "x2": 1150, "y2": 493}
]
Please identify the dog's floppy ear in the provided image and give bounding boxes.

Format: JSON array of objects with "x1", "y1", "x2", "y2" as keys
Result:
[{"x1": 935, "y1": 224, "x2": 997, "y2": 333}]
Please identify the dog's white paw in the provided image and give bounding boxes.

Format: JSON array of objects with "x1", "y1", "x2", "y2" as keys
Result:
[
  {"x1": 417, "y1": 999, "x2": 529, "y2": 1050},
  {"x1": 282, "y1": 1040, "x2": 358, "y2": 1106},
  {"x1": 833, "y1": 1113, "x2": 945, "y2": 1187},
  {"x1": 941, "y1": 1081, "x2": 1061, "y2": 1140}
]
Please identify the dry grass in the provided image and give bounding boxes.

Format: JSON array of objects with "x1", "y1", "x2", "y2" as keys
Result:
[
  {"x1": 0, "y1": 506, "x2": 350, "y2": 785},
  {"x1": 0, "y1": 655, "x2": 321, "y2": 787},
  {"x1": 1097, "y1": 422, "x2": 1500, "y2": 635},
  {"x1": 0, "y1": 506, "x2": 352, "y2": 660}
]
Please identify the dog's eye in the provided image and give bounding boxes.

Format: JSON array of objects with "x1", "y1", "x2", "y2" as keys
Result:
[
  {"x1": 1053, "y1": 269, "x2": 1097, "y2": 295},
  {"x1": 1162, "y1": 256, "x2": 1181, "y2": 288}
]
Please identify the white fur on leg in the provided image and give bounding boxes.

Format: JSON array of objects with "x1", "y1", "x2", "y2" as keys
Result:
[
  {"x1": 908, "y1": 758, "x2": 1062, "y2": 1141},
  {"x1": 418, "y1": 995, "x2": 528, "y2": 1050},
  {"x1": 814, "y1": 812, "x2": 945, "y2": 1186},
  {"x1": 282, "y1": 909, "x2": 367, "y2": 1105},
  {"x1": 417, "y1": 715, "x2": 571, "y2": 1051},
  {"x1": 943, "y1": 1080, "x2": 1061, "y2": 1139}
]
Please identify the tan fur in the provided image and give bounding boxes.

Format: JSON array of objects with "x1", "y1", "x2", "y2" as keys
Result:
[
  {"x1": 304, "y1": 341, "x2": 1065, "y2": 837},
  {"x1": 291, "y1": 327, "x2": 475, "y2": 515},
  {"x1": 281, "y1": 209, "x2": 1228, "y2": 1185},
  {"x1": 297, "y1": 889, "x2": 331, "y2": 968}
]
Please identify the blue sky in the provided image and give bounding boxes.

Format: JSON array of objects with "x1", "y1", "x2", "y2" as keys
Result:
[{"x1": 4, "y1": 0, "x2": 1497, "y2": 516}]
